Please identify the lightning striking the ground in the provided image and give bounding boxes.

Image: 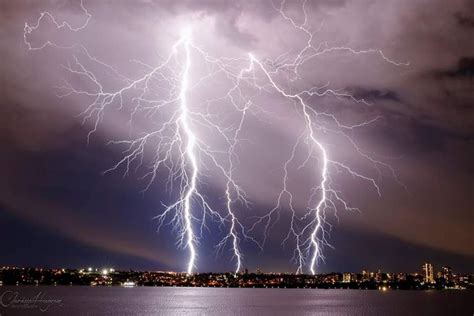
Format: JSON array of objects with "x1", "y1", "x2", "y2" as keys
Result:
[
  {"x1": 177, "y1": 29, "x2": 197, "y2": 274},
  {"x1": 24, "y1": 0, "x2": 407, "y2": 274}
]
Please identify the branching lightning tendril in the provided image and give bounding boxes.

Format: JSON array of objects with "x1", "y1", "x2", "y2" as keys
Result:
[{"x1": 24, "y1": 0, "x2": 407, "y2": 274}]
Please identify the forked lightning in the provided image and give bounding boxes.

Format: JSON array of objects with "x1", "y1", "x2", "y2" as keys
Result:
[{"x1": 24, "y1": 0, "x2": 406, "y2": 274}]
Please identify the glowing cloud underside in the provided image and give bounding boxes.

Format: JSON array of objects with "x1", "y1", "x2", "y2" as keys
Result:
[{"x1": 24, "y1": 0, "x2": 407, "y2": 274}]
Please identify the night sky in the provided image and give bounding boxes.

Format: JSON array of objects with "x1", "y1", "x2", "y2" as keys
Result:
[{"x1": 1, "y1": 0, "x2": 473, "y2": 274}]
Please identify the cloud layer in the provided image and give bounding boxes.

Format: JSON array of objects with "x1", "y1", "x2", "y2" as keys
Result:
[{"x1": 0, "y1": 0, "x2": 472, "y2": 272}]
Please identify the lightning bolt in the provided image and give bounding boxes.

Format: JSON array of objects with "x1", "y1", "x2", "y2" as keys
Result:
[
  {"x1": 177, "y1": 28, "x2": 197, "y2": 274},
  {"x1": 24, "y1": 0, "x2": 407, "y2": 275},
  {"x1": 245, "y1": 0, "x2": 407, "y2": 274}
]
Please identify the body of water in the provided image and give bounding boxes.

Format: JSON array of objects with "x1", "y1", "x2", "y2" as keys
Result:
[{"x1": 0, "y1": 286, "x2": 472, "y2": 315}]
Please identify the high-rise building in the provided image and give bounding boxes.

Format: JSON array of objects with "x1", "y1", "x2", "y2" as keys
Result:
[
  {"x1": 342, "y1": 273, "x2": 351, "y2": 283},
  {"x1": 441, "y1": 266, "x2": 453, "y2": 282},
  {"x1": 422, "y1": 262, "x2": 435, "y2": 284}
]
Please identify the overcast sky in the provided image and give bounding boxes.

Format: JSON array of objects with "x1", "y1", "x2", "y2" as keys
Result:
[{"x1": 0, "y1": 0, "x2": 473, "y2": 273}]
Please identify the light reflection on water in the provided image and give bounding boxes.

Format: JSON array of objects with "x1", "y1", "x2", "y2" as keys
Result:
[{"x1": 0, "y1": 286, "x2": 472, "y2": 315}]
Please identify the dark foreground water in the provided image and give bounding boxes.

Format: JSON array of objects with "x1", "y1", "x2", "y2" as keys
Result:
[{"x1": 0, "y1": 286, "x2": 473, "y2": 315}]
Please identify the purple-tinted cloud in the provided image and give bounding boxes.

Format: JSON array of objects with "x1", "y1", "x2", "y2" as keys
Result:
[{"x1": 0, "y1": 0, "x2": 472, "y2": 271}]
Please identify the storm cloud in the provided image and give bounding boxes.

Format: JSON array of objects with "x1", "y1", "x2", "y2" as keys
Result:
[{"x1": 0, "y1": 0, "x2": 472, "y2": 273}]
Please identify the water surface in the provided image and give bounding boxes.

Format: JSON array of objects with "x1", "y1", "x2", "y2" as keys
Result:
[{"x1": 0, "y1": 286, "x2": 472, "y2": 315}]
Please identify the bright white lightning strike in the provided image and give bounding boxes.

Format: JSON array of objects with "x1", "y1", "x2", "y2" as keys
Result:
[
  {"x1": 24, "y1": 0, "x2": 407, "y2": 275},
  {"x1": 247, "y1": 53, "x2": 331, "y2": 274},
  {"x1": 177, "y1": 29, "x2": 197, "y2": 274}
]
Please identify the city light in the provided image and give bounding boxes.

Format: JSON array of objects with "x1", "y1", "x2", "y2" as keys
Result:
[{"x1": 0, "y1": 263, "x2": 471, "y2": 289}]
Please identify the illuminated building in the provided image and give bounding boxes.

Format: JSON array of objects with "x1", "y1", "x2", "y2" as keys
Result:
[
  {"x1": 362, "y1": 270, "x2": 370, "y2": 282},
  {"x1": 375, "y1": 270, "x2": 383, "y2": 283},
  {"x1": 396, "y1": 273, "x2": 406, "y2": 281},
  {"x1": 422, "y1": 262, "x2": 435, "y2": 284},
  {"x1": 342, "y1": 273, "x2": 351, "y2": 283},
  {"x1": 441, "y1": 266, "x2": 453, "y2": 282}
]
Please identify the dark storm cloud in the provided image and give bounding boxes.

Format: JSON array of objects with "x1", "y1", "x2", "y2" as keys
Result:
[
  {"x1": 350, "y1": 88, "x2": 401, "y2": 103},
  {"x1": 0, "y1": 125, "x2": 178, "y2": 267},
  {"x1": 0, "y1": 0, "x2": 472, "y2": 272},
  {"x1": 392, "y1": 0, "x2": 474, "y2": 134},
  {"x1": 437, "y1": 57, "x2": 474, "y2": 78},
  {"x1": 0, "y1": 194, "x2": 174, "y2": 266},
  {"x1": 455, "y1": 12, "x2": 474, "y2": 28}
]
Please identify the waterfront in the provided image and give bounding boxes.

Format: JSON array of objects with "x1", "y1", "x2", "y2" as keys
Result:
[
  {"x1": 0, "y1": 286, "x2": 472, "y2": 315},
  {"x1": 2, "y1": 266, "x2": 471, "y2": 290}
]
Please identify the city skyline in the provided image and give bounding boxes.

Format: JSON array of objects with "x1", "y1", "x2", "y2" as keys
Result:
[
  {"x1": 0, "y1": 262, "x2": 469, "y2": 276},
  {"x1": 1, "y1": 262, "x2": 472, "y2": 290}
]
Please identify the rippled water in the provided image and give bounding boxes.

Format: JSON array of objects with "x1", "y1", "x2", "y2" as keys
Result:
[{"x1": 0, "y1": 286, "x2": 473, "y2": 315}]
